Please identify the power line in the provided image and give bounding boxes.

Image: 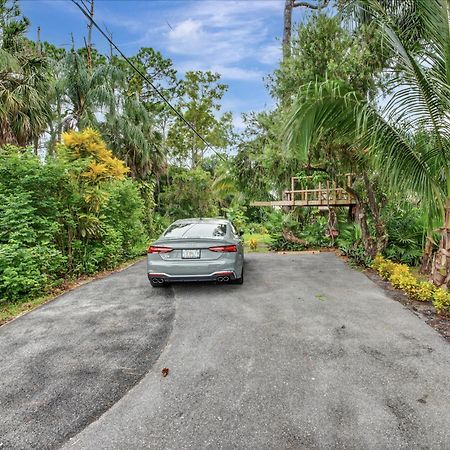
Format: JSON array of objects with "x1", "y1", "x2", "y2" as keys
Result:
[{"x1": 71, "y1": 0, "x2": 226, "y2": 162}]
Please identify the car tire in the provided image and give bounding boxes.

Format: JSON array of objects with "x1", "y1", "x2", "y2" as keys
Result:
[{"x1": 232, "y1": 266, "x2": 244, "y2": 285}]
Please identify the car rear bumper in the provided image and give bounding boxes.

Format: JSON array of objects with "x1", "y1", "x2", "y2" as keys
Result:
[
  {"x1": 147, "y1": 253, "x2": 242, "y2": 283},
  {"x1": 148, "y1": 270, "x2": 237, "y2": 283}
]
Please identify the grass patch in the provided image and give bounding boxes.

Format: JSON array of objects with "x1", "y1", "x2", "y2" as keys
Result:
[{"x1": 0, "y1": 296, "x2": 50, "y2": 326}]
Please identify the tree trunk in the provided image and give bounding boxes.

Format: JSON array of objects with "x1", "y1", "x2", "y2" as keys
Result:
[
  {"x1": 346, "y1": 185, "x2": 377, "y2": 258},
  {"x1": 326, "y1": 207, "x2": 338, "y2": 244},
  {"x1": 363, "y1": 172, "x2": 387, "y2": 254},
  {"x1": 282, "y1": 0, "x2": 330, "y2": 61},
  {"x1": 86, "y1": 0, "x2": 95, "y2": 69},
  {"x1": 33, "y1": 136, "x2": 39, "y2": 156},
  {"x1": 431, "y1": 198, "x2": 450, "y2": 288},
  {"x1": 419, "y1": 234, "x2": 434, "y2": 275},
  {"x1": 356, "y1": 202, "x2": 377, "y2": 258},
  {"x1": 283, "y1": 0, "x2": 294, "y2": 60}
]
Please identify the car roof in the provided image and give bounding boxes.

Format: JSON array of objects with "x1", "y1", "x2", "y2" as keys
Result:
[{"x1": 173, "y1": 218, "x2": 230, "y2": 225}]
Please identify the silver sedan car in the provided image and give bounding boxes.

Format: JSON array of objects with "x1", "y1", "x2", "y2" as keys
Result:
[{"x1": 147, "y1": 218, "x2": 244, "y2": 287}]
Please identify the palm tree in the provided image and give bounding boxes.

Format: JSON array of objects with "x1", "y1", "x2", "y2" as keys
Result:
[
  {"x1": 285, "y1": 0, "x2": 450, "y2": 286},
  {"x1": 102, "y1": 93, "x2": 165, "y2": 180},
  {"x1": 61, "y1": 50, "x2": 123, "y2": 130},
  {"x1": 0, "y1": 4, "x2": 50, "y2": 149}
]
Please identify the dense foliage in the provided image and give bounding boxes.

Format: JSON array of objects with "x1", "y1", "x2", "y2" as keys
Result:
[{"x1": 0, "y1": 132, "x2": 147, "y2": 301}]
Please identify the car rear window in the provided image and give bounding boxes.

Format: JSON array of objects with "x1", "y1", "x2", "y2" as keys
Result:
[{"x1": 164, "y1": 222, "x2": 227, "y2": 239}]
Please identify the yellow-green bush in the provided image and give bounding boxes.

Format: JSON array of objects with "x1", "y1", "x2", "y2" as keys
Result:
[
  {"x1": 371, "y1": 254, "x2": 385, "y2": 271},
  {"x1": 248, "y1": 238, "x2": 258, "y2": 251},
  {"x1": 411, "y1": 281, "x2": 435, "y2": 302},
  {"x1": 372, "y1": 255, "x2": 397, "y2": 279},
  {"x1": 371, "y1": 254, "x2": 450, "y2": 315},
  {"x1": 432, "y1": 289, "x2": 450, "y2": 314},
  {"x1": 389, "y1": 268, "x2": 418, "y2": 294}
]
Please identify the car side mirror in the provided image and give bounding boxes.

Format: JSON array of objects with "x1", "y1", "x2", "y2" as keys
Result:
[{"x1": 238, "y1": 229, "x2": 244, "y2": 237}]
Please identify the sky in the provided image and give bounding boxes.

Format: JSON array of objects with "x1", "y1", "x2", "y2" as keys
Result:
[{"x1": 20, "y1": 0, "x2": 313, "y2": 131}]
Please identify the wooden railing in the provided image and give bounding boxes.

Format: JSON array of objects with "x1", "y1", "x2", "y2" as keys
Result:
[{"x1": 251, "y1": 174, "x2": 356, "y2": 207}]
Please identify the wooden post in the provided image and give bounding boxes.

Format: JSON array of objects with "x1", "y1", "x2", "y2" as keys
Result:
[
  {"x1": 319, "y1": 182, "x2": 322, "y2": 205},
  {"x1": 291, "y1": 177, "x2": 295, "y2": 202},
  {"x1": 86, "y1": 0, "x2": 95, "y2": 69}
]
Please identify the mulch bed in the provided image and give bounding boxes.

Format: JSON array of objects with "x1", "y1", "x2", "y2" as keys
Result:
[{"x1": 364, "y1": 269, "x2": 450, "y2": 343}]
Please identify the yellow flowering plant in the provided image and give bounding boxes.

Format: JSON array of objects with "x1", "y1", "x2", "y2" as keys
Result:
[
  {"x1": 249, "y1": 238, "x2": 258, "y2": 250},
  {"x1": 59, "y1": 128, "x2": 129, "y2": 183},
  {"x1": 371, "y1": 254, "x2": 450, "y2": 314},
  {"x1": 432, "y1": 289, "x2": 450, "y2": 314}
]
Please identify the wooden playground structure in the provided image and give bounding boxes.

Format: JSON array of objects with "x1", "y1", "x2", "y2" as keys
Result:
[{"x1": 250, "y1": 174, "x2": 356, "y2": 208}]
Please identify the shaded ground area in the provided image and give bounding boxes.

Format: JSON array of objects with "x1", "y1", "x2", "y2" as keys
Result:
[
  {"x1": 64, "y1": 253, "x2": 450, "y2": 450},
  {"x1": 0, "y1": 260, "x2": 175, "y2": 450}
]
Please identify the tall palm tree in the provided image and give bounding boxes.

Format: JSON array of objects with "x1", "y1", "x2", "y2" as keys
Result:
[
  {"x1": 285, "y1": 0, "x2": 450, "y2": 286},
  {"x1": 61, "y1": 50, "x2": 123, "y2": 130},
  {"x1": 0, "y1": 4, "x2": 50, "y2": 149},
  {"x1": 102, "y1": 93, "x2": 164, "y2": 180}
]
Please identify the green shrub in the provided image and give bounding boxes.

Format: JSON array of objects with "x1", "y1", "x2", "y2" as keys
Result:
[
  {"x1": 382, "y1": 201, "x2": 427, "y2": 266},
  {"x1": 268, "y1": 234, "x2": 306, "y2": 252},
  {"x1": 337, "y1": 223, "x2": 372, "y2": 267},
  {"x1": 0, "y1": 137, "x2": 150, "y2": 302}
]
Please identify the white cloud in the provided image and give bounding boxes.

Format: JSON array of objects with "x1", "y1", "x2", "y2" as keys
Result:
[
  {"x1": 259, "y1": 43, "x2": 281, "y2": 65},
  {"x1": 169, "y1": 19, "x2": 202, "y2": 42},
  {"x1": 175, "y1": 61, "x2": 262, "y2": 81},
  {"x1": 164, "y1": 0, "x2": 282, "y2": 67},
  {"x1": 210, "y1": 65, "x2": 262, "y2": 81},
  {"x1": 232, "y1": 115, "x2": 246, "y2": 131}
]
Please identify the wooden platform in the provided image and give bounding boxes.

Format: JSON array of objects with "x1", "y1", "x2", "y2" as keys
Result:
[
  {"x1": 251, "y1": 198, "x2": 356, "y2": 207},
  {"x1": 250, "y1": 175, "x2": 357, "y2": 208}
]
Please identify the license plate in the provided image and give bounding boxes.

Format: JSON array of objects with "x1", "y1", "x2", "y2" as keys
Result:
[{"x1": 182, "y1": 249, "x2": 200, "y2": 259}]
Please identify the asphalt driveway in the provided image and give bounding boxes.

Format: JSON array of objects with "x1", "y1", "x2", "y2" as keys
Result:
[
  {"x1": 0, "y1": 262, "x2": 175, "y2": 449},
  {"x1": 2, "y1": 253, "x2": 450, "y2": 449}
]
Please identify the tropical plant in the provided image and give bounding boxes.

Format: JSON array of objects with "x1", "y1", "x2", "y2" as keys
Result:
[
  {"x1": 285, "y1": 0, "x2": 450, "y2": 286},
  {"x1": 61, "y1": 50, "x2": 123, "y2": 130},
  {"x1": 102, "y1": 92, "x2": 164, "y2": 180},
  {"x1": 0, "y1": 0, "x2": 50, "y2": 149}
]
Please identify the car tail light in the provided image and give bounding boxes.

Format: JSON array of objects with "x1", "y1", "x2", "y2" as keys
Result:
[
  {"x1": 147, "y1": 246, "x2": 173, "y2": 254},
  {"x1": 208, "y1": 245, "x2": 237, "y2": 252}
]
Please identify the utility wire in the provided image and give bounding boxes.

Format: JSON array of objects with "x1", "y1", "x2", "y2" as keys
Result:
[{"x1": 71, "y1": 0, "x2": 226, "y2": 161}]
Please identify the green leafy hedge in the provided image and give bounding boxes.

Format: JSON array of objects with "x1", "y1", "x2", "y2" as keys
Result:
[{"x1": 0, "y1": 140, "x2": 149, "y2": 303}]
